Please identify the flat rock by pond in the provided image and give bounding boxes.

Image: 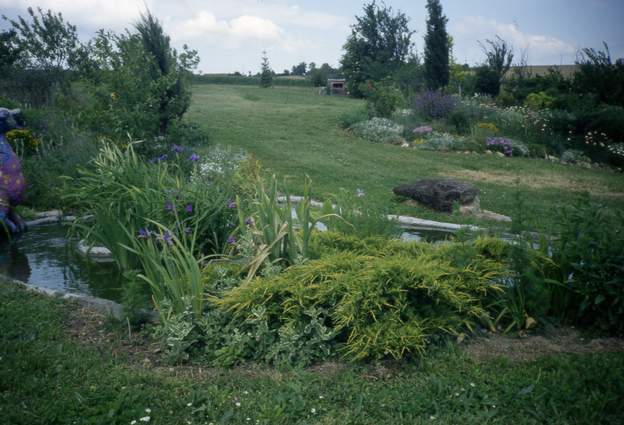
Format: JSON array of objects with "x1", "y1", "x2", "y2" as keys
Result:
[{"x1": 393, "y1": 179, "x2": 479, "y2": 212}]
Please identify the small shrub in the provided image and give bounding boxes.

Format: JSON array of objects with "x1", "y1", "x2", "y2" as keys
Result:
[
  {"x1": 474, "y1": 66, "x2": 501, "y2": 96},
  {"x1": 582, "y1": 105, "x2": 624, "y2": 142},
  {"x1": 551, "y1": 197, "x2": 624, "y2": 334},
  {"x1": 448, "y1": 108, "x2": 472, "y2": 134},
  {"x1": 560, "y1": 149, "x2": 591, "y2": 165},
  {"x1": 416, "y1": 131, "x2": 469, "y2": 151},
  {"x1": 365, "y1": 80, "x2": 405, "y2": 118},
  {"x1": 216, "y1": 240, "x2": 506, "y2": 363},
  {"x1": 21, "y1": 132, "x2": 98, "y2": 210},
  {"x1": 606, "y1": 142, "x2": 624, "y2": 162},
  {"x1": 350, "y1": 117, "x2": 404, "y2": 144},
  {"x1": 339, "y1": 106, "x2": 369, "y2": 129},
  {"x1": 524, "y1": 91, "x2": 555, "y2": 110},
  {"x1": 495, "y1": 91, "x2": 516, "y2": 107},
  {"x1": 412, "y1": 90, "x2": 458, "y2": 120},
  {"x1": 486, "y1": 137, "x2": 529, "y2": 157},
  {"x1": 164, "y1": 120, "x2": 210, "y2": 148}
]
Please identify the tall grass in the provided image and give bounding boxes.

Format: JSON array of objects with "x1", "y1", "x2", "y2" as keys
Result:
[
  {"x1": 238, "y1": 175, "x2": 339, "y2": 276},
  {"x1": 122, "y1": 220, "x2": 206, "y2": 317}
]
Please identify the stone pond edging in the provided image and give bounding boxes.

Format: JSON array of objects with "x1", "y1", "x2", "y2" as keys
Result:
[
  {"x1": 276, "y1": 195, "x2": 483, "y2": 232},
  {"x1": 24, "y1": 210, "x2": 114, "y2": 261}
]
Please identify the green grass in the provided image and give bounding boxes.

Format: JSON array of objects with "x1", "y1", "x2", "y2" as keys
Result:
[
  {"x1": 187, "y1": 84, "x2": 624, "y2": 231},
  {"x1": 2, "y1": 280, "x2": 624, "y2": 424}
]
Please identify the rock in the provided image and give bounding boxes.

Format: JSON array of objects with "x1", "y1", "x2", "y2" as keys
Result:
[
  {"x1": 393, "y1": 179, "x2": 480, "y2": 213},
  {"x1": 485, "y1": 150, "x2": 493, "y2": 155},
  {"x1": 459, "y1": 196, "x2": 481, "y2": 215},
  {"x1": 475, "y1": 209, "x2": 512, "y2": 222},
  {"x1": 496, "y1": 152, "x2": 505, "y2": 157},
  {"x1": 400, "y1": 142, "x2": 410, "y2": 148}
]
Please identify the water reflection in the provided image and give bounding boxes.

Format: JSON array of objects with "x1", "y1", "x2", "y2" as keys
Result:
[
  {"x1": 0, "y1": 244, "x2": 31, "y2": 282},
  {"x1": 0, "y1": 225, "x2": 122, "y2": 302}
]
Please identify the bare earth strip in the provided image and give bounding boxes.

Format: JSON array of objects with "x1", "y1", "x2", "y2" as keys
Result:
[{"x1": 447, "y1": 169, "x2": 624, "y2": 199}]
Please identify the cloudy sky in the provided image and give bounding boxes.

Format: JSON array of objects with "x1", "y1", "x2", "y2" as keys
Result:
[{"x1": 1, "y1": 0, "x2": 623, "y2": 74}]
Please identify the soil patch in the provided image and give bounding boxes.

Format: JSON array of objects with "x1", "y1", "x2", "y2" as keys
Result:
[
  {"x1": 464, "y1": 327, "x2": 624, "y2": 362},
  {"x1": 62, "y1": 298, "x2": 624, "y2": 373},
  {"x1": 446, "y1": 169, "x2": 624, "y2": 199}
]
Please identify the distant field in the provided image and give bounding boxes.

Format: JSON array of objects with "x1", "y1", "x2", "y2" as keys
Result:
[
  {"x1": 187, "y1": 84, "x2": 624, "y2": 231},
  {"x1": 506, "y1": 65, "x2": 579, "y2": 78},
  {"x1": 192, "y1": 74, "x2": 311, "y2": 87}
]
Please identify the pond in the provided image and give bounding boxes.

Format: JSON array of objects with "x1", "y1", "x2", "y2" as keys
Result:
[
  {"x1": 0, "y1": 221, "x2": 458, "y2": 304},
  {"x1": 0, "y1": 224, "x2": 123, "y2": 302},
  {"x1": 400, "y1": 226, "x2": 456, "y2": 242}
]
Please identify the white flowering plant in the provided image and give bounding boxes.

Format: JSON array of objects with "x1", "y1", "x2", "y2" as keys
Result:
[{"x1": 350, "y1": 117, "x2": 404, "y2": 144}]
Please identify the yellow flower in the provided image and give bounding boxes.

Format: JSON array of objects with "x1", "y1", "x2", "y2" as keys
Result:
[{"x1": 477, "y1": 122, "x2": 500, "y2": 134}]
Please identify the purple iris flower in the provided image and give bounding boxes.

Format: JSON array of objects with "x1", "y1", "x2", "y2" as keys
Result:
[
  {"x1": 165, "y1": 201, "x2": 174, "y2": 212},
  {"x1": 227, "y1": 235, "x2": 237, "y2": 245},
  {"x1": 161, "y1": 231, "x2": 173, "y2": 246},
  {"x1": 158, "y1": 154, "x2": 168, "y2": 162},
  {"x1": 245, "y1": 217, "x2": 254, "y2": 226},
  {"x1": 227, "y1": 199, "x2": 236, "y2": 209},
  {"x1": 185, "y1": 203, "x2": 193, "y2": 214},
  {"x1": 171, "y1": 144, "x2": 184, "y2": 153},
  {"x1": 138, "y1": 228, "x2": 150, "y2": 239},
  {"x1": 189, "y1": 153, "x2": 199, "y2": 162}
]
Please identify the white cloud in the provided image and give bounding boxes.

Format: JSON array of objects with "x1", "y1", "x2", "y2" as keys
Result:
[
  {"x1": 0, "y1": 0, "x2": 148, "y2": 29},
  {"x1": 172, "y1": 11, "x2": 283, "y2": 42},
  {"x1": 0, "y1": 0, "x2": 347, "y2": 72},
  {"x1": 452, "y1": 16, "x2": 577, "y2": 65}
]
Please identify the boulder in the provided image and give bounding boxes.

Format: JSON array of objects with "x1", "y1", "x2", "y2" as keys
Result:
[{"x1": 393, "y1": 179, "x2": 479, "y2": 212}]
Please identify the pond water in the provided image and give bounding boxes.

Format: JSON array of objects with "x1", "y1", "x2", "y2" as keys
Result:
[
  {"x1": 400, "y1": 226, "x2": 456, "y2": 242},
  {"x1": 0, "y1": 224, "x2": 122, "y2": 302},
  {"x1": 0, "y1": 222, "x2": 458, "y2": 303}
]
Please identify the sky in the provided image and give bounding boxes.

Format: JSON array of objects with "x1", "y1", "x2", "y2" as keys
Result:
[{"x1": 1, "y1": 0, "x2": 623, "y2": 74}]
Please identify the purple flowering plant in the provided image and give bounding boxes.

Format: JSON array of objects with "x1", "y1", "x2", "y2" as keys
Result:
[
  {"x1": 486, "y1": 137, "x2": 514, "y2": 156},
  {"x1": 413, "y1": 91, "x2": 458, "y2": 120},
  {"x1": 412, "y1": 125, "x2": 433, "y2": 136}
]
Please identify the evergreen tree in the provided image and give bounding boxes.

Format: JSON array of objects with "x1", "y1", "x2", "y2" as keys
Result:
[
  {"x1": 260, "y1": 51, "x2": 273, "y2": 88},
  {"x1": 135, "y1": 11, "x2": 193, "y2": 135},
  {"x1": 423, "y1": 0, "x2": 449, "y2": 90}
]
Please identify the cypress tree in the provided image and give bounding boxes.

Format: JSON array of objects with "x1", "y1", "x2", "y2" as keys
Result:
[
  {"x1": 259, "y1": 50, "x2": 273, "y2": 88},
  {"x1": 423, "y1": 0, "x2": 449, "y2": 90}
]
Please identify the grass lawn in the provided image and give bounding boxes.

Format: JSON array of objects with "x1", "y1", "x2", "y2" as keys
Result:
[
  {"x1": 187, "y1": 84, "x2": 624, "y2": 231},
  {"x1": 2, "y1": 280, "x2": 624, "y2": 425}
]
